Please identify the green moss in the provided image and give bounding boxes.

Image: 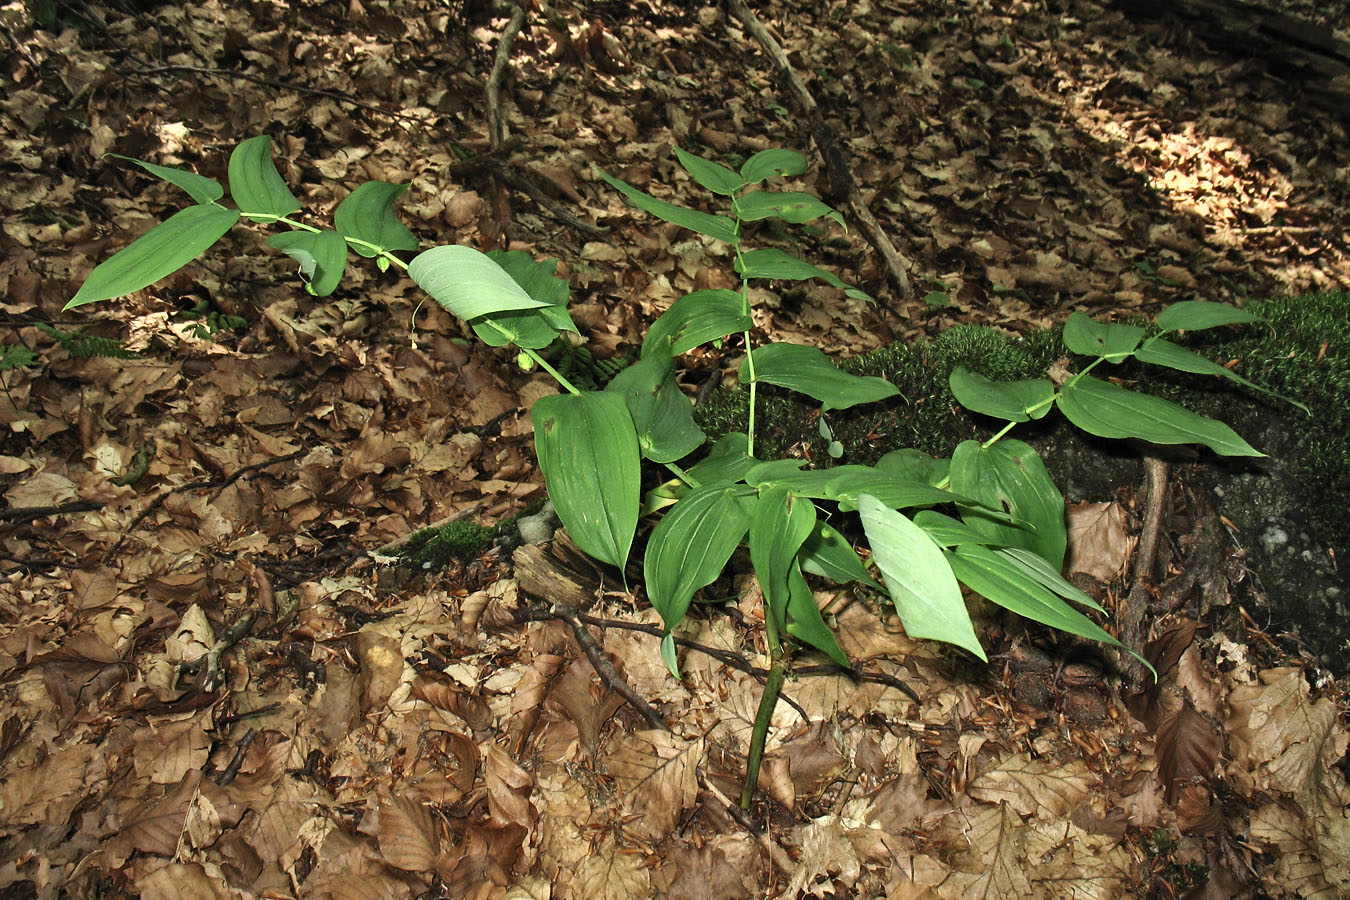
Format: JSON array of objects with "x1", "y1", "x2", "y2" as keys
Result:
[
  {"x1": 396, "y1": 518, "x2": 495, "y2": 570},
  {"x1": 1200, "y1": 291, "x2": 1350, "y2": 538}
]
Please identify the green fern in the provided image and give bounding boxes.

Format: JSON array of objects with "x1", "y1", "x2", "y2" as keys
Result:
[
  {"x1": 36, "y1": 323, "x2": 142, "y2": 359},
  {"x1": 1, "y1": 345, "x2": 38, "y2": 370}
]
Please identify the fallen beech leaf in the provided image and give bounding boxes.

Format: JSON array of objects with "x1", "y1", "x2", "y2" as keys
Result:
[{"x1": 1065, "y1": 501, "x2": 1131, "y2": 582}]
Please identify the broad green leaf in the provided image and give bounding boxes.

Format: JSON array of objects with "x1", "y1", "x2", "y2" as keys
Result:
[
  {"x1": 1058, "y1": 375, "x2": 1263, "y2": 457},
  {"x1": 733, "y1": 191, "x2": 844, "y2": 227},
  {"x1": 334, "y1": 181, "x2": 419, "y2": 257},
  {"x1": 471, "y1": 249, "x2": 578, "y2": 349},
  {"x1": 65, "y1": 204, "x2": 241, "y2": 309},
  {"x1": 750, "y1": 486, "x2": 817, "y2": 633},
  {"x1": 606, "y1": 356, "x2": 706, "y2": 463},
  {"x1": 948, "y1": 367, "x2": 1055, "y2": 422},
  {"x1": 875, "y1": 449, "x2": 948, "y2": 486},
  {"x1": 736, "y1": 248, "x2": 872, "y2": 302},
  {"x1": 745, "y1": 465, "x2": 970, "y2": 512},
  {"x1": 660, "y1": 632, "x2": 680, "y2": 678},
  {"x1": 1157, "y1": 300, "x2": 1264, "y2": 332},
  {"x1": 110, "y1": 154, "x2": 223, "y2": 205},
  {"x1": 600, "y1": 170, "x2": 737, "y2": 243},
  {"x1": 227, "y1": 135, "x2": 302, "y2": 223},
  {"x1": 645, "y1": 483, "x2": 755, "y2": 630},
  {"x1": 265, "y1": 229, "x2": 348, "y2": 297},
  {"x1": 858, "y1": 494, "x2": 986, "y2": 660},
  {"x1": 471, "y1": 309, "x2": 564, "y2": 349},
  {"x1": 785, "y1": 563, "x2": 849, "y2": 666},
  {"x1": 409, "y1": 245, "x2": 551, "y2": 320},
  {"x1": 998, "y1": 547, "x2": 1104, "y2": 613},
  {"x1": 674, "y1": 147, "x2": 745, "y2": 195},
  {"x1": 642, "y1": 289, "x2": 752, "y2": 358},
  {"x1": 1062, "y1": 312, "x2": 1145, "y2": 362},
  {"x1": 800, "y1": 520, "x2": 882, "y2": 590},
  {"x1": 532, "y1": 391, "x2": 640, "y2": 570},
  {"x1": 947, "y1": 543, "x2": 1153, "y2": 675},
  {"x1": 1134, "y1": 336, "x2": 1308, "y2": 412},
  {"x1": 913, "y1": 509, "x2": 995, "y2": 547},
  {"x1": 684, "y1": 432, "x2": 756, "y2": 487},
  {"x1": 487, "y1": 250, "x2": 571, "y2": 306},
  {"x1": 740, "y1": 342, "x2": 900, "y2": 410},
  {"x1": 950, "y1": 439, "x2": 1065, "y2": 568},
  {"x1": 741, "y1": 149, "x2": 809, "y2": 184}
]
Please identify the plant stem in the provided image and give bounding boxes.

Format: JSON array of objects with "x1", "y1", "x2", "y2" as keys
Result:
[
  {"x1": 520, "y1": 347, "x2": 582, "y2": 396},
  {"x1": 741, "y1": 654, "x2": 788, "y2": 808}
]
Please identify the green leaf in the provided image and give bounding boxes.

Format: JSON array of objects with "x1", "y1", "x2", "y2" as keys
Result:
[
  {"x1": 736, "y1": 248, "x2": 872, "y2": 302},
  {"x1": 660, "y1": 632, "x2": 680, "y2": 678},
  {"x1": 65, "y1": 204, "x2": 241, "y2": 309},
  {"x1": 227, "y1": 135, "x2": 302, "y2": 223},
  {"x1": 785, "y1": 563, "x2": 849, "y2": 666},
  {"x1": 674, "y1": 147, "x2": 745, "y2": 195},
  {"x1": 858, "y1": 494, "x2": 986, "y2": 660},
  {"x1": 469, "y1": 250, "x2": 578, "y2": 349},
  {"x1": 799, "y1": 520, "x2": 882, "y2": 590},
  {"x1": 487, "y1": 250, "x2": 571, "y2": 306},
  {"x1": 471, "y1": 309, "x2": 564, "y2": 349},
  {"x1": 645, "y1": 483, "x2": 755, "y2": 631},
  {"x1": 1057, "y1": 375, "x2": 1263, "y2": 457},
  {"x1": 606, "y1": 356, "x2": 706, "y2": 463},
  {"x1": 875, "y1": 449, "x2": 947, "y2": 485},
  {"x1": 950, "y1": 439, "x2": 1065, "y2": 568},
  {"x1": 1133, "y1": 336, "x2": 1308, "y2": 412},
  {"x1": 1157, "y1": 300, "x2": 1264, "y2": 332},
  {"x1": 946, "y1": 543, "x2": 1152, "y2": 675},
  {"x1": 110, "y1": 154, "x2": 223, "y2": 205},
  {"x1": 600, "y1": 170, "x2": 737, "y2": 243},
  {"x1": 745, "y1": 464, "x2": 967, "y2": 512},
  {"x1": 750, "y1": 486, "x2": 817, "y2": 633},
  {"x1": 684, "y1": 432, "x2": 756, "y2": 487},
  {"x1": 741, "y1": 149, "x2": 809, "y2": 184},
  {"x1": 913, "y1": 510, "x2": 994, "y2": 547},
  {"x1": 949, "y1": 367, "x2": 1056, "y2": 422},
  {"x1": 739, "y1": 342, "x2": 900, "y2": 410},
  {"x1": 1062, "y1": 312, "x2": 1145, "y2": 362},
  {"x1": 641, "y1": 289, "x2": 752, "y2": 359},
  {"x1": 733, "y1": 191, "x2": 844, "y2": 227},
  {"x1": 265, "y1": 229, "x2": 348, "y2": 297},
  {"x1": 532, "y1": 391, "x2": 641, "y2": 570},
  {"x1": 997, "y1": 547, "x2": 1105, "y2": 613},
  {"x1": 333, "y1": 181, "x2": 419, "y2": 258},
  {"x1": 409, "y1": 245, "x2": 552, "y2": 320}
]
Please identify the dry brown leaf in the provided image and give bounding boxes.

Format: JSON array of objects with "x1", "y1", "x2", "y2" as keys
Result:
[
  {"x1": 1156, "y1": 700, "x2": 1222, "y2": 804},
  {"x1": 967, "y1": 753, "x2": 1094, "y2": 819},
  {"x1": 1065, "y1": 501, "x2": 1131, "y2": 582},
  {"x1": 606, "y1": 729, "x2": 704, "y2": 841},
  {"x1": 570, "y1": 835, "x2": 650, "y2": 900},
  {"x1": 376, "y1": 790, "x2": 440, "y2": 872},
  {"x1": 355, "y1": 627, "x2": 405, "y2": 716}
]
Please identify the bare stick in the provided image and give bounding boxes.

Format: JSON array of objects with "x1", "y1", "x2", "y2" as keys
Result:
[
  {"x1": 724, "y1": 0, "x2": 913, "y2": 297},
  {"x1": 486, "y1": 2, "x2": 527, "y2": 147}
]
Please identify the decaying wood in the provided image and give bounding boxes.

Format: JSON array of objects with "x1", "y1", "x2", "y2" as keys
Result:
[{"x1": 724, "y1": 0, "x2": 914, "y2": 298}]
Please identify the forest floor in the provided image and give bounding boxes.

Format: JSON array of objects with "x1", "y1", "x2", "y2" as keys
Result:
[{"x1": 1, "y1": 0, "x2": 1349, "y2": 897}]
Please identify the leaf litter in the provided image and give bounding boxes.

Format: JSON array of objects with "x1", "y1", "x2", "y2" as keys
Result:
[{"x1": 0, "y1": 0, "x2": 1348, "y2": 897}]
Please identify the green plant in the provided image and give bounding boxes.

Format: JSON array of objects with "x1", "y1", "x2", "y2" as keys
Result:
[{"x1": 64, "y1": 137, "x2": 1289, "y2": 808}]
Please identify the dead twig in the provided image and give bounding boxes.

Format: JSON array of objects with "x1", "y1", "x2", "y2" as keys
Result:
[
  {"x1": 552, "y1": 603, "x2": 669, "y2": 731},
  {"x1": 1117, "y1": 455, "x2": 1168, "y2": 684},
  {"x1": 486, "y1": 1, "x2": 528, "y2": 147},
  {"x1": 724, "y1": 0, "x2": 913, "y2": 298},
  {"x1": 511, "y1": 605, "x2": 920, "y2": 705}
]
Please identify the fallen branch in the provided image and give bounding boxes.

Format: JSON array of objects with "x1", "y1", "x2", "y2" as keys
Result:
[{"x1": 724, "y1": 0, "x2": 913, "y2": 297}]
